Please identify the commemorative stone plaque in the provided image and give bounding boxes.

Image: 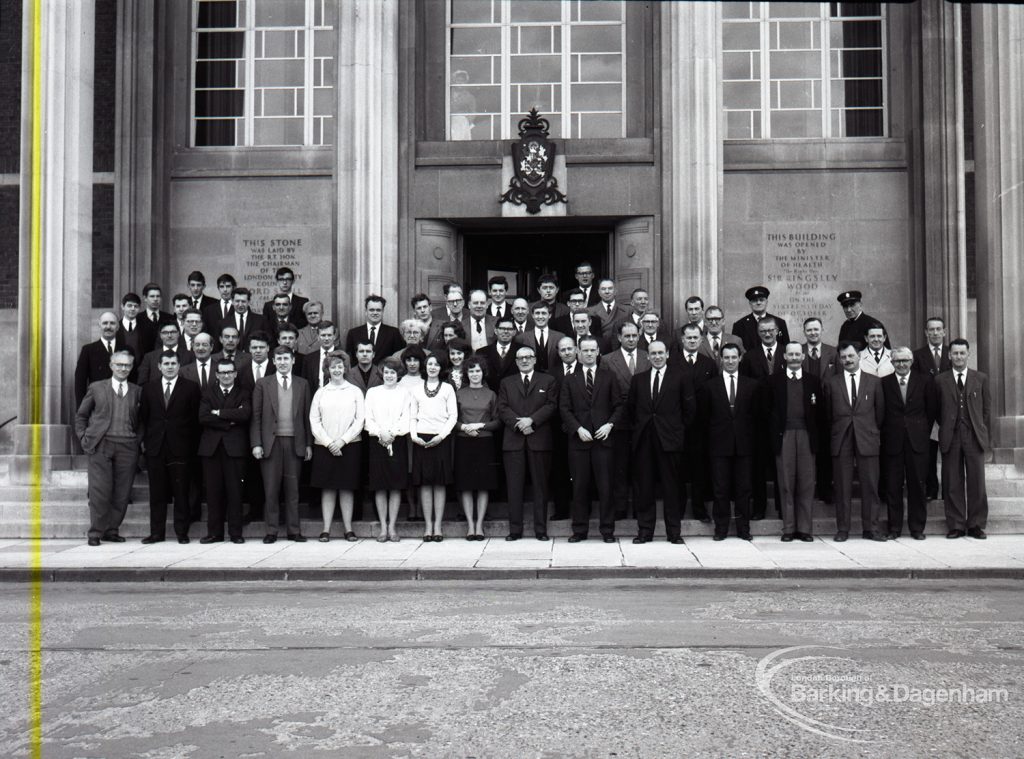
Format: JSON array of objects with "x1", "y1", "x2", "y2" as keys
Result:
[
  {"x1": 238, "y1": 230, "x2": 310, "y2": 306},
  {"x1": 763, "y1": 223, "x2": 842, "y2": 340}
]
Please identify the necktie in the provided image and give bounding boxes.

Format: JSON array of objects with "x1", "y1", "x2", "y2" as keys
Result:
[
  {"x1": 238, "y1": 314, "x2": 245, "y2": 334},
  {"x1": 499, "y1": 345, "x2": 507, "y2": 359},
  {"x1": 538, "y1": 329, "x2": 546, "y2": 354},
  {"x1": 652, "y1": 369, "x2": 661, "y2": 401},
  {"x1": 523, "y1": 374, "x2": 530, "y2": 392},
  {"x1": 957, "y1": 373, "x2": 964, "y2": 394},
  {"x1": 283, "y1": 376, "x2": 289, "y2": 391},
  {"x1": 117, "y1": 382, "x2": 124, "y2": 398},
  {"x1": 728, "y1": 373, "x2": 736, "y2": 406},
  {"x1": 369, "y1": 326, "x2": 377, "y2": 344},
  {"x1": 875, "y1": 351, "x2": 881, "y2": 363},
  {"x1": 164, "y1": 381, "x2": 172, "y2": 406},
  {"x1": 151, "y1": 312, "x2": 158, "y2": 323},
  {"x1": 811, "y1": 346, "x2": 818, "y2": 359},
  {"x1": 687, "y1": 354, "x2": 695, "y2": 366},
  {"x1": 934, "y1": 348, "x2": 941, "y2": 367},
  {"x1": 791, "y1": 371, "x2": 798, "y2": 380},
  {"x1": 106, "y1": 341, "x2": 113, "y2": 355},
  {"x1": 200, "y1": 362, "x2": 208, "y2": 388},
  {"x1": 899, "y1": 376, "x2": 907, "y2": 402},
  {"x1": 255, "y1": 363, "x2": 263, "y2": 380},
  {"x1": 766, "y1": 348, "x2": 773, "y2": 364},
  {"x1": 223, "y1": 302, "x2": 229, "y2": 319},
  {"x1": 713, "y1": 337, "x2": 719, "y2": 356},
  {"x1": 127, "y1": 320, "x2": 134, "y2": 333},
  {"x1": 849, "y1": 373, "x2": 857, "y2": 406},
  {"x1": 627, "y1": 351, "x2": 636, "y2": 375},
  {"x1": 475, "y1": 320, "x2": 482, "y2": 334},
  {"x1": 606, "y1": 303, "x2": 612, "y2": 315},
  {"x1": 585, "y1": 368, "x2": 594, "y2": 400}
]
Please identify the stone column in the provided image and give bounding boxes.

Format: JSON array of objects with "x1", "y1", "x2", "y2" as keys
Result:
[
  {"x1": 661, "y1": 2, "x2": 722, "y2": 323},
  {"x1": 13, "y1": 0, "x2": 96, "y2": 483},
  {"x1": 972, "y1": 5, "x2": 1024, "y2": 456},
  {"x1": 335, "y1": 0, "x2": 400, "y2": 328}
]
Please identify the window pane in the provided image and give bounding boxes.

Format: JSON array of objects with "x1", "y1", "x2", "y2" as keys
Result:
[
  {"x1": 198, "y1": 1, "x2": 239, "y2": 29},
  {"x1": 515, "y1": 84, "x2": 556, "y2": 113},
  {"x1": 453, "y1": 84, "x2": 501, "y2": 113},
  {"x1": 770, "y1": 51, "x2": 820, "y2": 79},
  {"x1": 451, "y1": 0, "x2": 494, "y2": 24},
  {"x1": 840, "y1": 48, "x2": 882, "y2": 77},
  {"x1": 254, "y1": 0, "x2": 305, "y2": 27},
  {"x1": 261, "y1": 88, "x2": 298, "y2": 116},
  {"x1": 263, "y1": 29, "x2": 297, "y2": 58},
  {"x1": 519, "y1": 25, "x2": 556, "y2": 54},
  {"x1": 722, "y1": 2, "x2": 757, "y2": 20},
  {"x1": 833, "y1": 107, "x2": 883, "y2": 137},
  {"x1": 576, "y1": 53, "x2": 621, "y2": 82},
  {"x1": 510, "y1": 54, "x2": 561, "y2": 82},
  {"x1": 451, "y1": 27, "x2": 501, "y2": 55},
  {"x1": 835, "y1": 3, "x2": 881, "y2": 18},
  {"x1": 723, "y1": 51, "x2": 754, "y2": 81},
  {"x1": 724, "y1": 81, "x2": 760, "y2": 110},
  {"x1": 726, "y1": 110, "x2": 754, "y2": 139},
  {"x1": 576, "y1": 112, "x2": 621, "y2": 138},
  {"x1": 723, "y1": 22, "x2": 760, "y2": 51},
  {"x1": 831, "y1": 78, "x2": 882, "y2": 108},
  {"x1": 777, "y1": 79, "x2": 814, "y2": 109},
  {"x1": 195, "y1": 89, "x2": 244, "y2": 117},
  {"x1": 255, "y1": 59, "x2": 304, "y2": 87},
  {"x1": 570, "y1": 25, "x2": 622, "y2": 53},
  {"x1": 770, "y1": 2, "x2": 819, "y2": 18},
  {"x1": 578, "y1": 1, "x2": 622, "y2": 22},
  {"x1": 198, "y1": 30, "x2": 244, "y2": 59},
  {"x1": 571, "y1": 83, "x2": 620, "y2": 111},
  {"x1": 511, "y1": 0, "x2": 561, "y2": 23},
  {"x1": 313, "y1": 88, "x2": 332, "y2": 116},
  {"x1": 195, "y1": 118, "x2": 238, "y2": 146},
  {"x1": 771, "y1": 109, "x2": 821, "y2": 137},
  {"x1": 254, "y1": 117, "x2": 304, "y2": 145},
  {"x1": 450, "y1": 56, "x2": 496, "y2": 85},
  {"x1": 195, "y1": 60, "x2": 238, "y2": 88},
  {"x1": 830, "y1": 19, "x2": 881, "y2": 48},
  {"x1": 775, "y1": 21, "x2": 817, "y2": 50}
]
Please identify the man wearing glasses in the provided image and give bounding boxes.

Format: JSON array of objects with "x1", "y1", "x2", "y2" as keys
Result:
[
  {"x1": 497, "y1": 346, "x2": 558, "y2": 541},
  {"x1": 261, "y1": 266, "x2": 309, "y2": 329},
  {"x1": 478, "y1": 318, "x2": 520, "y2": 392},
  {"x1": 697, "y1": 306, "x2": 743, "y2": 368}
]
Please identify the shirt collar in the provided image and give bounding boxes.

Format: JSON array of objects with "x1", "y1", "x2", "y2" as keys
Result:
[
  {"x1": 787, "y1": 368, "x2": 803, "y2": 379},
  {"x1": 277, "y1": 372, "x2": 292, "y2": 385},
  {"x1": 110, "y1": 377, "x2": 126, "y2": 392},
  {"x1": 221, "y1": 384, "x2": 233, "y2": 394}
]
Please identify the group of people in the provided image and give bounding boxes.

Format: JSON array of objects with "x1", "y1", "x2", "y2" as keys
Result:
[{"x1": 74, "y1": 263, "x2": 992, "y2": 547}]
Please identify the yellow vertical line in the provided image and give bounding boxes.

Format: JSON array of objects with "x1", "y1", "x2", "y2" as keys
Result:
[{"x1": 28, "y1": 0, "x2": 45, "y2": 757}]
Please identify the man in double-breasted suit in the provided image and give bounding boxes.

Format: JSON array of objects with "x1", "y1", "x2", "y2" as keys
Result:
[
  {"x1": 198, "y1": 359, "x2": 252, "y2": 543},
  {"x1": 824, "y1": 342, "x2": 886, "y2": 541},
  {"x1": 251, "y1": 346, "x2": 313, "y2": 542},
  {"x1": 497, "y1": 345, "x2": 558, "y2": 540},
  {"x1": 559, "y1": 336, "x2": 625, "y2": 542},
  {"x1": 139, "y1": 351, "x2": 201, "y2": 543},
  {"x1": 74, "y1": 350, "x2": 143, "y2": 545},
  {"x1": 697, "y1": 343, "x2": 757, "y2": 540},
  {"x1": 766, "y1": 342, "x2": 825, "y2": 541},
  {"x1": 75, "y1": 312, "x2": 127, "y2": 407},
  {"x1": 603, "y1": 322, "x2": 649, "y2": 516},
  {"x1": 936, "y1": 339, "x2": 990, "y2": 539},
  {"x1": 912, "y1": 317, "x2": 952, "y2": 501},
  {"x1": 881, "y1": 348, "x2": 938, "y2": 540},
  {"x1": 478, "y1": 318, "x2": 520, "y2": 392},
  {"x1": 628, "y1": 341, "x2": 696, "y2": 544}
]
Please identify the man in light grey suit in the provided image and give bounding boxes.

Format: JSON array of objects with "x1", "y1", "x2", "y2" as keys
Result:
[
  {"x1": 602, "y1": 321, "x2": 651, "y2": 516},
  {"x1": 251, "y1": 346, "x2": 313, "y2": 543},
  {"x1": 697, "y1": 306, "x2": 743, "y2": 367},
  {"x1": 74, "y1": 350, "x2": 142, "y2": 546},
  {"x1": 824, "y1": 341, "x2": 886, "y2": 542}
]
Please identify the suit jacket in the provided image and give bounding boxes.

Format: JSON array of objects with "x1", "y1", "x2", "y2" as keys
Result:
[
  {"x1": 638, "y1": 331, "x2": 671, "y2": 354},
  {"x1": 935, "y1": 369, "x2": 991, "y2": 453},
  {"x1": 881, "y1": 371, "x2": 937, "y2": 455},
  {"x1": 345, "y1": 323, "x2": 405, "y2": 364},
  {"x1": 198, "y1": 384, "x2": 252, "y2": 457},
  {"x1": 346, "y1": 364, "x2": 384, "y2": 395},
  {"x1": 628, "y1": 366, "x2": 696, "y2": 452},
  {"x1": 697, "y1": 332, "x2": 744, "y2": 366},
  {"x1": 136, "y1": 344, "x2": 196, "y2": 386},
  {"x1": 838, "y1": 311, "x2": 890, "y2": 351},
  {"x1": 764, "y1": 370, "x2": 824, "y2": 456},
  {"x1": 530, "y1": 299, "x2": 570, "y2": 321},
  {"x1": 567, "y1": 286, "x2": 601, "y2": 308},
  {"x1": 559, "y1": 367, "x2": 625, "y2": 450},
  {"x1": 602, "y1": 349, "x2": 650, "y2": 432},
  {"x1": 189, "y1": 294, "x2": 218, "y2": 314},
  {"x1": 496, "y1": 371, "x2": 559, "y2": 451},
  {"x1": 732, "y1": 312, "x2": 790, "y2": 352},
  {"x1": 237, "y1": 359, "x2": 274, "y2": 392},
  {"x1": 738, "y1": 343, "x2": 786, "y2": 380},
  {"x1": 228, "y1": 311, "x2": 268, "y2": 350},
  {"x1": 461, "y1": 313, "x2": 498, "y2": 348},
  {"x1": 551, "y1": 313, "x2": 604, "y2": 340},
  {"x1": 74, "y1": 337, "x2": 127, "y2": 406},
  {"x1": 911, "y1": 344, "x2": 952, "y2": 377},
  {"x1": 262, "y1": 294, "x2": 309, "y2": 329},
  {"x1": 116, "y1": 319, "x2": 156, "y2": 364},
  {"x1": 824, "y1": 371, "x2": 885, "y2": 456},
  {"x1": 513, "y1": 327, "x2": 565, "y2": 373},
  {"x1": 670, "y1": 351, "x2": 718, "y2": 390},
  {"x1": 301, "y1": 349, "x2": 336, "y2": 392},
  {"x1": 588, "y1": 301, "x2": 631, "y2": 339},
  {"x1": 697, "y1": 373, "x2": 757, "y2": 457},
  {"x1": 74, "y1": 380, "x2": 143, "y2": 455},
  {"x1": 139, "y1": 377, "x2": 201, "y2": 458},
  {"x1": 802, "y1": 342, "x2": 839, "y2": 378},
  {"x1": 211, "y1": 350, "x2": 251, "y2": 372},
  {"x1": 250, "y1": 374, "x2": 313, "y2": 456},
  {"x1": 180, "y1": 358, "x2": 216, "y2": 394},
  {"x1": 202, "y1": 299, "x2": 236, "y2": 338},
  {"x1": 487, "y1": 301, "x2": 512, "y2": 322},
  {"x1": 476, "y1": 342, "x2": 519, "y2": 392}
]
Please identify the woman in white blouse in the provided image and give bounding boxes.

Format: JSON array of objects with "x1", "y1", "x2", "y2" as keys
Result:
[
  {"x1": 309, "y1": 354, "x2": 365, "y2": 542},
  {"x1": 364, "y1": 358, "x2": 410, "y2": 542},
  {"x1": 408, "y1": 354, "x2": 458, "y2": 541}
]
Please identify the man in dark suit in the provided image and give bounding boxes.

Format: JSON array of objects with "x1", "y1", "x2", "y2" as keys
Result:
[
  {"x1": 179, "y1": 332, "x2": 215, "y2": 392},
  {"x1": 187, "y1": 270, "x2": 219, "y2": 313},
  {"x1": 487, "y1": 275, "x2": 512, "y2": 321},
  {"x1": 178, "y1": 308, "x2": 205, "y2": 357},
  {"x1": 229, "y1": 287, "x2": 267, "y2": 350},
  {"x1": 345, "y1": 294, "x2": 405, "y2": 363},
  {"x1": 141, "y1": 282, "x2": 175, "y2": 341},
  {"x1": 672, "y1": 323, "x2": 717, "y2": 522},
  {"x1": 626, "y1": 289, "x2": 670, "y2": 342},
  {"x1": 513, "y1": 302, "x2": 563, "y2": 373},
  {"x1": 212, "y1": 325, "x2": 250, "y2": 371},
  {"x1": 75, "y1": 312, "x2": 126, "y2": 407},
  {"x1": 251, "y1": 346, "x2": 313, "y2": 542},
  {"x1": 261, "y1": 266, "x2": 309, "y2": 329},
  {"x1": 347, "y1": 340, "x2": 384, "y2": 393},
  {"x1": 698, "y1": 342, "x2": 756, "y2": 540},
  {"x1": 564, "y1": 311, "x2": 610, "y2": 355},
  {"x1": 628, "y1": 341, "x2": 696, "y2": 544},
  {"x1": 238, "y1": 331, "x2": 274, "y2": 390},
  {"x1": 201, "y1": 273, "x2": 237, "y2": 341},
  {"x1": 74, "y1": 350, "x2": 142, "y2": 546},
  {"x1": 547, "y1": 336, "x2": 580, "y2": 520},
  {"x1": 802, "y1": 316, "x2": 837, "y2": 503},
  {"x1": 139, "y1": 351, "x2": 201, "y2": 544},
  {"x1": 739, "y1": 316, "x2": 786, "y2": 519},
  {"x1": 881, "y1": 347, "x2": 938, "y2": 540},
  {"x1": 638, "y1": 312, "x2": 670, "y2": 354},
  {"x1": 552, "y1": 289, "x2": 604, "y2": 338},
  {"x1": 589, "y1": 279, "x2": 631, "y2": 340},
  {"x1": 463, "y1": 289, "x2": 498, "y2": 353},
  {"x1": 116, "y1": 292, "x2": 155, "y2": 373},
  {"x1": 569, "y1": 261, "x2": 601, "y2": 307},
  {"x1": 497, "y1": 345, "x2": 559, "y2": 540},
  {"x1": 824, "y1": 342, "x2": 886, "y2": 541},
  {"x1": 301, "y1": 322, "x2": 340, "y2": 392},
  {"x1": 266, "y1": 293, "x2": 296, "y2": 345},
  {"x1": 531, "y1": 274, "x2": 569, "y2": 321},
  {"x1": 936, "y1": 339, "x2": 991, "y2": 539},
  {"x1": 198, "y1": 358, "x2": 252, "y2": 543},
  {"x1": 137, "y1": 322, "x2": 195, "y2": 386},
  {"x1": 603, "y1": 321, "x2": 649, "y2": 516},
  {"x1": 731, "y1": 286, "x2": 790, "y2": 352},
  {"x1": 767, "y1": 342, "x2": 825, "y2": 542},
  {"x1": 836, "y1": 290, "x2": 889, "y2": 351},
  {"x1": 477, "y1": 318, "x2": 520, "y2": 392},
  {"x1": 697, "y1": 305, "x2": 743, "y2": 367},
  {"x1": 559, "y1": 336, "x2": 624, "y2": 542},
  {"x1": 911, "y1": 316, "x2": 952, "y2": 500}
]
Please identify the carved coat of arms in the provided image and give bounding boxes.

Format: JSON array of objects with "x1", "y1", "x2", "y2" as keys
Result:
[{"x1": 500, "y1": 109, "x2": 568, "y2": 214}]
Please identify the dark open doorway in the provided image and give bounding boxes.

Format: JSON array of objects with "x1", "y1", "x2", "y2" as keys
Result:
[{"x1": 462, "y1": 230, "x2": 610, "y2": 301}]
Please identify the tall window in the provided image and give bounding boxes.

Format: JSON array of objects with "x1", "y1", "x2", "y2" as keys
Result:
[
  {"x1": 447, "y1": 0, "x2": 626, "y2": 140},
  {"x1": 192, "y1": 0, "x2": 335, "y2": 147},
  {"x1": 723, "y1": 2, "x2": 886, "y2": 139}
]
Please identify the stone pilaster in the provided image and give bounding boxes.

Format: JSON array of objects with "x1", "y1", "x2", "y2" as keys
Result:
[
  {"x1": 13, "y1": 0, "x2": 96, "y2": 483},
  {"x1": 335, "y1": 0, "x2": 400, "y2": 328},
  {"x1": 972, "y1": 4, "x2": 1024, "y2": 453},
  {"x1": 661, "y1": 2, "x2": 722, "y2": 323}
]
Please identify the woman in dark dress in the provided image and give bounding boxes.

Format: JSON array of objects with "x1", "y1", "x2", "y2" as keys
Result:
[
  {"x1": 408, "y1": 354, "x2": 458, "y2": 541},
  {"x1": 454, "y1": 357, "x2": 500, "y2": 540}
]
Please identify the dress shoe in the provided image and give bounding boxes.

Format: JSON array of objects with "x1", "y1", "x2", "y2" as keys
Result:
[
  {"x1": 946, "y1": 529, "x2": 965, "y2": 539},
  {"x1": 345, "y1": 531, "x2": 358, "y2": 542},
  {"x1": 911, "y1": 532, "x2": 925, "y2": 540},
  {"x1": 712, "y1": 534, "x2": 726, "y2": 542},
  {"x1": 602, "y1": 536, "x2": 616, "y2": 544},
  {"x1": 567, "y1": 535, "x2": 585, "y2": 543},
  {"x1": 287, "y1": 534, "x2": 307, "y2": 543},
  {"x1": 535, "y1": 534, "x2": 549, "y2": 541},
  {"x1": 433, "y1": 535, "x2": 444, "y2": 542},
  {"x1": 967, "y1": 527, "x2": 987, "y2": 540},
  {"x1": 472, "y1": 533, "x2": 484, "y2": 541},
  {"x1": 102, "y1": 533, "x2": 126, "y2": 543},
  {"x1": 865, "y1": 532, "x2": 887, "y2": 542},
  {"x1": 781, "y1": 533, "x2": 794, "y2": 542},
  {"x1": 834, "y1": 532, "x2": 848, "y2": 542},
  {"x1": 199, "y1": 535, "x2": 223, "y2": 544},
  {"x1": 798, "y1": 533, "x2": 814, "y2": 542},
  {"x1": 886, "y1": 532, "x2": 901, "y2": 540},
  {"x1": 263, "y1": 534, "x2": 277, "y2": 544},
  {"x1": 87, "y1": 536, "x2": 100, "y2": 547},
  {"x1": 230, "y1": 537, "x2": 245, "y2": 544},
  {"x1": 669, "y1": 537, "x2": 685, "y2": 545},
  {"x1": 861, "y1": 531, "x2": 874, "y2": 540},
  {"x1": 505, "y1": 534, "x2": 521, "y2": 542},
  {"x1": 738, "y1": 533, "x2": 753, "y2": 541},
  {"x1": 178, "y1": 537, "x2": 190, "y2": 544},
  {"x1": 141, "y1": 535, "x2": 165, "y2": 545},
  {"x1": 631, "y1": 536, "x2": 649, "y2": 545}
]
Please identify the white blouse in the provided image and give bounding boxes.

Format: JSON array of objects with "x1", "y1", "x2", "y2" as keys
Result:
[
  {"x1": 364, "y1": 385, "x2": 411, "y2": 437},
  {"x1": 408, "y1": 380, "x2": 458, "y2": 438},
  {"x1": 309, "y1": 381, "x2": 365, "y2": 447}
]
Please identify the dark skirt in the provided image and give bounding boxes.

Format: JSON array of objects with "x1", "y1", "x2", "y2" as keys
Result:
[
  {"x1": 411, "y1": 432, "x2": 453, "y2": 486},
  {"x1": 367, "y1": 435, "x2": 409, "y2": 491},
  {"x1": 454, "y1": 435, "x2": 498, "y2": 492},
  {"x1": 310, "y1": 442, "x2": 363, "y2": 490}
]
